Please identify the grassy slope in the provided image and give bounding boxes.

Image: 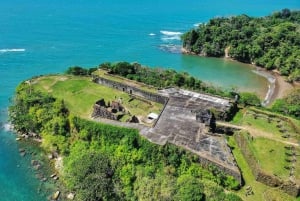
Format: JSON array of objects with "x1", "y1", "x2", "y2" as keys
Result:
[
  {"x1": 32, "y1": 75, "x2": 162, "y2": 119},
  {"x1": 250, "y1": 138, "x2": 289, "y2": 179},
  {"x1": 230, "y1": 108, "x2": 300, "y2": 200},
  {"x1": 229, "y1": 136, "x2": 300, "y2": 201}
]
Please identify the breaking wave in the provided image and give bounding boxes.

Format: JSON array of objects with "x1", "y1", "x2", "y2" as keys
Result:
[
  {"x1": 0, "y1": 48, "x2": 26, "y2": 53},
  {"x1": 160, "y1": 30, "x2": 183, "y2": 41},
  {"x1": 193, "y1": 22, "x2": 203, "y2": 27},
  {"x1": 160, "y1": 30, "x2": 183, "y2": 36},
  {"x1": 149, "y1": 33, "x2": 156, "y2": 36},
  {"x1": 161, "y1": 36, "x2": 181, "y2": 41},
  {"x1": 2, "y1": 123, "x2": 13, "y2": 131},
  {"x1": 253, "y1": 69, "x2": 276, "y2": 106}
]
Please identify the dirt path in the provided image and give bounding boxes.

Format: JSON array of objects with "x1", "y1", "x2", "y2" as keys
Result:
[
  {"x1": 243, "y1": 125, "x2": 299, "y2": 147},
  {"x1": 217, "y1": 122, "x2": 299, "y2": 147}
]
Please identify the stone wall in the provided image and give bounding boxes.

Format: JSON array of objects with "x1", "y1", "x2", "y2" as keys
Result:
[
  {"x1": 92, "y1": 104, "x2": 117, "y2": 120},
  {"x1": 197, "y1": 154, "x2": 242, "y2": 185},
  {"x1": 93, "y1": 76, "x2": 168, "y2": 104},
  {"x1": 234, "y1": 133, "x2": 300, "y2": 197}
]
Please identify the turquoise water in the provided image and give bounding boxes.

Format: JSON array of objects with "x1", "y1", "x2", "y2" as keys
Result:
[{"x1": 0, "y1": 0, "x2": 299, "y2": 200}]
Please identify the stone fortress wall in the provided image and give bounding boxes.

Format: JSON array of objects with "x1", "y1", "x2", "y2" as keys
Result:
[
  {"x1": 92, "y1": 75, "x2": 241, "y2": 184},
  {"x1": 93, "y1": 76, "x2": 168, "y2": 104}
]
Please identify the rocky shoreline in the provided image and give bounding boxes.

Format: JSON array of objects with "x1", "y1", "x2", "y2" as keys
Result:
[{"x1": 14, "y1": 133, "x2": 75, "y2": 201}]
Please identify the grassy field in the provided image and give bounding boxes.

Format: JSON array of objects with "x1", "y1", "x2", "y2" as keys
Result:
[
  {"x1": 232, "y1": 108, "x2": 300, "y2": 144},
  {"x1": 32, "y1": 75, "x2": 163, "y2": 120},
  {"x1": 250, "y1": 137, "x2": 290, "y2": 180},
  {"x1": 229, "y1": 107, "x2": 300, "y2": 200},
  {"x1": 228, "y1": 136, "x2": 300, "y2": 201}
]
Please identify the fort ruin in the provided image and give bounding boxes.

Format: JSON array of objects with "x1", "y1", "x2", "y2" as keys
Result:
[{"x1": 92, "y1": 75, "x2": 241, "y2": 183}]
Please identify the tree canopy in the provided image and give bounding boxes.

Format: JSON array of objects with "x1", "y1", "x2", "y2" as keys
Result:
[
  {"x1": 271, "y1": 88, "x2": 300, "y2": 119},
  {"x1": 182, "y1": 9, "x2": 300, "y2": 82}
]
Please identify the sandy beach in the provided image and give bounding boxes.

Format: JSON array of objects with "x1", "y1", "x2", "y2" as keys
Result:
[
  {"x1": 270, "y1": 73, "x2": 296, "y2": 101},
  {"x1": 252, "y1": 68, "x2": 297, "y2": 106}
]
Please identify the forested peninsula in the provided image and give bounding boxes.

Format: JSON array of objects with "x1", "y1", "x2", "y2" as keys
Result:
[
  {"x1": 9, "y1": 64, "x2": 242, "y2": 201},
  {"x1": 182, "y1": 9, "x2": 300, "y2": 82},
  {"x1": 9, "y1": 62, "x2": 300, "y2": 200}
]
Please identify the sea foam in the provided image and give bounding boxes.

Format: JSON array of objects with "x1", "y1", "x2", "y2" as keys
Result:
[
  {"x1": 2, "y1": 123, "x2": 13, "y2": 131},
  {"x1": 161, "y1": 36, "x2": 181, "y2": 41},
  {"x1": 160, "y1": 30, "x2": 182, "y2": 41},
  {"x1": 160, "y1": 30, "x2": 183, "y2": 36},
  {"x1": 0, "y1": 48, "x2": 26, "y2": 53},
  {"x1": 193, "y1": 22, "x2": 203, "y2": 27}
]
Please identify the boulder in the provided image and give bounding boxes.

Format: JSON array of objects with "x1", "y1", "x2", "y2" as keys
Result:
[
  {"x1": 48, "y1": 153, "x2": 54, "y2": 160},
  {"x1": 67, "y1": 193, "x2": 75, "y2": 200},
  {"x1": 52, "y1": 191, "x2": 60, "y2": 200},
  {"x1": 20, "y1": 152, "x2": 26, "y2": 157}
]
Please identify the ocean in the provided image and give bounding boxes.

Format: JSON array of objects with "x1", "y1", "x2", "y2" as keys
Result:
[{"x1": 0, "y1": 0, "x2": 299, "y2": 200}]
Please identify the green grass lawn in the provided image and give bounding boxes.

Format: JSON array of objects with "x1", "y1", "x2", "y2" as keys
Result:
[
  {"x1": 228, "y1": 136, "x2": 300, "y2": 201},
  {"x1": 233, "y1": 109, "x2": 299, "y2": 144},
  {"x1": 294, "y1": 148, "x2": 300, "y2": 183},
  {"x1": 243, "y1": 114, "x2": 289, "y2": 137},
  {"x1": 249, "y1": 137, "x2": 290, "y2": 180},
  {"x1": 32, "y1": 75, "x2": 163, "y2": 119}
]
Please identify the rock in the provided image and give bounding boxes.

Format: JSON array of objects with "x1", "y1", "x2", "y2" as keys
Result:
[
  {"x1": 31, "y1": 160, "x2": 41, "y2": 170},
  {"x1": 31, "y1": 160, "x2": 38, "y2": 166},
  {"x1": 53, "y1": 176, "x2": 59, "y2": 180},
  {"x1": 20, "y1": 152, "x2": 26, "y2": 157},
  {"x1": 21, "y1": 134, "x2": 28, "y2": 138},
  {"x1": 19, "y1": 149, "x2": 26, "y2": 156},
  {"x1": 67, "y1": 193, "x2": 75, "y2": 200},
  {"x1": 16, "y1": 138, "x2": 21, "y2": 141},
  {"x1": 50, "y1": 173, "x2": 56, "y2": 178},
  {"x1": 52, "y1": 191, "x2": 60, "y2": 200},
  {"x1": 48, "y1": 154, "x2": 54, "y2": 160},
  {"x1": 33, "y1": 164, "x2": 41, "y2": 170}
]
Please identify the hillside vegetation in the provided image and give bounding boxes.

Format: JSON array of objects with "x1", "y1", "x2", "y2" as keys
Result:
[{"x1": 182, "y1": 9, "x2": 300, "y2": 81}]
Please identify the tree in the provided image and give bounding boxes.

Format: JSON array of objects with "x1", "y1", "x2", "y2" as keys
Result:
[
  {"x1": 174, "y1": 175, "x2": 204, "y2": 201},
  {"x1": 65, "y1": 151, "x2": 119, "y2": 201},
  {"x1": 239, "y1": 92, "x2": 261, "y2": 107},
  {"x1": 173, "y1": 73, "x2": 185, "y2": 87},
  {"x1": 271, "y1": 89, "x2": 300, "y2": 118}
]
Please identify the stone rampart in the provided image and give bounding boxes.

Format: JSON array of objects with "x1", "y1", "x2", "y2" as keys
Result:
[
  {"x1": 93, "y1": 76, "x2": 168, "y2": 104},
  {"x1": 197, "y1": 153, "x2": 242, "y2": 184}
]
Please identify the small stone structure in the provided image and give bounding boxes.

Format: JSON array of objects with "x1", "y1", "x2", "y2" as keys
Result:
[{"x1": 92, "y1": 98, "x2": 124, "y2": 121}]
